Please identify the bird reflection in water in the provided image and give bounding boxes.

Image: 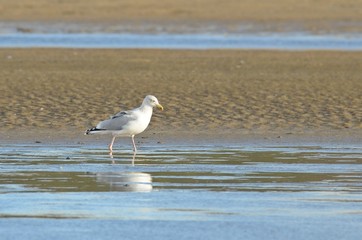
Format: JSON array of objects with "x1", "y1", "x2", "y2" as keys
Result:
[{"x1": 96, "y1": 172, "x2": 152, "y2": 192}]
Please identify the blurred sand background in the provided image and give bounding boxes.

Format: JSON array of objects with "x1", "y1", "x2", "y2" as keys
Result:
[
  {"x1": 0, "y1": 0, "x2": 361, "y2": 141},
  {"x1": 1, "y1": 0, "x2": 362, "y2": 33}
]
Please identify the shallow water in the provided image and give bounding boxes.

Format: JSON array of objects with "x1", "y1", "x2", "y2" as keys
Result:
[
  {"x1": 1, "y1": 33, "x2": 362, "y2": 50},
  {"x1": 0, "y1": 143, "x2": 361, "y2": 239}
]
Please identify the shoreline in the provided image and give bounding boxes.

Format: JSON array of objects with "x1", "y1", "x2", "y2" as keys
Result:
[
  {"x1": 2, "y1": 20, "x2": 362, "y2": 35},
  {"x1": 1, "y1": 128, "x2": 361, "y2": 147}
]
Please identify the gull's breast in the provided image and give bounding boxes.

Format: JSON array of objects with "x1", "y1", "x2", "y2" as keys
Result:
[{"x1": 124, "y1": 111, "x2": 152, "y2": 135}]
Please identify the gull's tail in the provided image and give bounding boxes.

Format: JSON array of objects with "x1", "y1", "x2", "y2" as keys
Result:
[{"x1": 85, "y1": 127, "x2": 102, "y2": 135}]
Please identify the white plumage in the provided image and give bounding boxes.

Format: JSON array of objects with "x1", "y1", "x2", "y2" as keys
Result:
[{"x1": 85, "y1": 95, "x2": 163, "y2": 164}]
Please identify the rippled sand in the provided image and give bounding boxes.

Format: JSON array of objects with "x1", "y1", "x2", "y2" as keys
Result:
[{"x1": 0, "y1": 49, "x2": 361, "y2": 140}]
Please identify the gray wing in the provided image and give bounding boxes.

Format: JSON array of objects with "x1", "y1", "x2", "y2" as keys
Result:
[{"x1": 96, "y1": 110, "x2": 137, "y2": 130}]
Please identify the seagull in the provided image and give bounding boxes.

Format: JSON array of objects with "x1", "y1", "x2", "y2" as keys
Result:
[{"x1": 85, "y1": 95, "x2": 163, "y2": 164}]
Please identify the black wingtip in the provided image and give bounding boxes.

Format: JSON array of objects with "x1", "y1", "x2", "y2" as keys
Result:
[{"x1": 85, "y1": 127, "x2": 98, "y2": 135}]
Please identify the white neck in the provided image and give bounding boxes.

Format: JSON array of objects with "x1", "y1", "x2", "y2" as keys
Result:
[{"x1": 139, "y1": 103, "x2": 153, "y2": 113}]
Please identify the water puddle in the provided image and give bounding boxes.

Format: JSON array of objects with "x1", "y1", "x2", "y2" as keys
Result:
[
  {"x1": 1, "y1": 33, "x2": 362, "y2": 50},
  {"x1": 0, "y1": 143, "x2": 361, "y2": 239}
]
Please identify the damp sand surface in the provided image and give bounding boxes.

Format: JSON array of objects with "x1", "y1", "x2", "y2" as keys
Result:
[
  {"x1": 1, "y1": 49, "x2": 361, "y2": 132},
  {"x1": 0, "y1": 140, "x2": 361, "y2": 240}
]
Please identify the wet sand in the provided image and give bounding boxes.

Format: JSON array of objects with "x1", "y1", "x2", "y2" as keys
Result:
[
  {"x1": 0, "y1": 49, "x2": 361, "y2": 143},
  {"x1": 1, "y1": 0, "x2": 362, "y2": 33}
]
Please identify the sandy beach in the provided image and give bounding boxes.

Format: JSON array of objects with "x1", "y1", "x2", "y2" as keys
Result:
[
  {"x1": 0, "y1": 49, "x2": 361, "y2": 143},
  {"x1": 1, "y1": 0, "x2": 362, "y2": 33},
  {"x1": 0, "y1": 0, "x2": 361, "y2": 142}
]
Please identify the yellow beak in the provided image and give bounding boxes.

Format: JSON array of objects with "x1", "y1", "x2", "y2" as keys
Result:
[{"x1": 156, "y1": 103, "x2": 164, "y2": 111}]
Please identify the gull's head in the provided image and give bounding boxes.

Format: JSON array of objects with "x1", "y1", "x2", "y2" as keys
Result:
[{"x1": 144, "y1": 95, "x2": 164, "y2": 111}]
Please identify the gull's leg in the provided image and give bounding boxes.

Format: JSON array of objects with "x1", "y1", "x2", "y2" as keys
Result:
[
  {"x1": 109, "y1": 136, "x2": 116, "y2": 153},
  {"x1": 109, "y1": 136, "x2": 116, "y2": 161},
  {"x1": 131, "y1": 135, "x2": 137, "y2": 166},
  {"x1": 131, "y1": 135, "x2": 137, "y2": 153}
]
